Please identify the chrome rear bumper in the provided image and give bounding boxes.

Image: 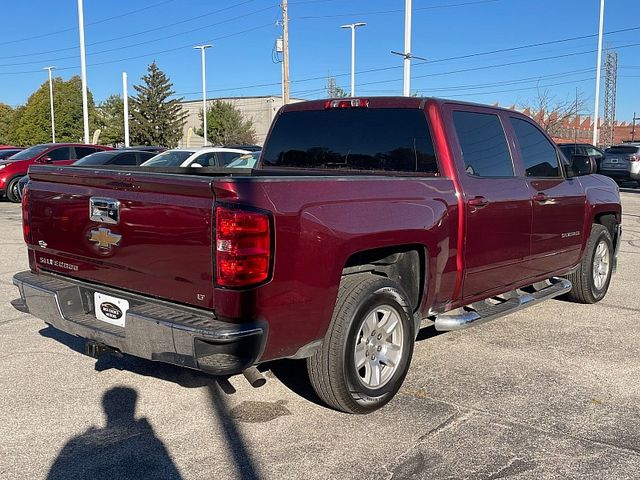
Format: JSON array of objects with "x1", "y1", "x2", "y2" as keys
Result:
[{"x1": 12, "y1": 271, "x2": 266, "y2": 375}]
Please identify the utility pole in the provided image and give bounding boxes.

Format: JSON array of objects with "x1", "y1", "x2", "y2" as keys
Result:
[
  {"x1": 122, "y1": 72, "x2": 130, "y2": 148},
  {"x1": 592, "y1": 0, "x2": 605, "y2": 146},
  {"x1": 632, "y1": 112, "x2": 639, "y2": 142},
  {"x1": 77, "y1": 0, "x2": 90, "y2": 144},
  {"x1": 44, "y1": 66, "x2": 56, "y2": 143},
  {"x1": 341, "y1": 23, "x2": 366, "y2": 97},
  {"x1": 282, "y1": 0, "x2": 290, "y2": 104},
  {"x1": 194, "y1": 44, "x2": 212, "y2": 146}
]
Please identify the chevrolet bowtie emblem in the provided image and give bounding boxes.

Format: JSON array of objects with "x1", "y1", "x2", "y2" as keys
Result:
[{"x1": 89, "y1": 228, "x2": 122, "y2": 249}]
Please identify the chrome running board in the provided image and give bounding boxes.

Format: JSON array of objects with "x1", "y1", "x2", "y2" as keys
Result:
[{"x1": 434, "y1": 277, "x2": 572, "y2": 331}]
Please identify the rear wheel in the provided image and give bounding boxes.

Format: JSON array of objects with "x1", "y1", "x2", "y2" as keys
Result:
[
  {"x1": 306, "y1": 274, "x2": 415, "y2": 414},
  {"x1": 5, "y1": 177, "x2": 22, "y2": 203},
  {"x1": 564, "y1": 224, "x2": 613, "y2": 304}
]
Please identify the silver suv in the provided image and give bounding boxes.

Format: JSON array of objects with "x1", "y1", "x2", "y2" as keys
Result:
[{"x1": 600, "y1": 144, "x2": 640, "y2": 185}]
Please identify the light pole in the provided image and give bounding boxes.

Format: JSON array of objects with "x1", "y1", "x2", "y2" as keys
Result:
[
  {"x1": 194, "y1": 44, "x2": 212, "y2": 146},
  {"x1": 632, "y1": 112, "x2": 639, "y2": 142},
  {"x1": 592, "y1": 0, "x2": 605, "y2": 146},
  {"x1": 340, "y1": 22, "x2": 366, "y2": 97},
  {"x1": 77, "y1": 0, "x2": 90, "y2": 144},
  {"x1": 43, "y1": 66, "x2": 56, "y2": 143},
  {"x1": 403, "y1": 0, "x2": 411, "y2": 96},
  {"x1": 122, "y1": 72, "x2": 130, "y2": 148}
]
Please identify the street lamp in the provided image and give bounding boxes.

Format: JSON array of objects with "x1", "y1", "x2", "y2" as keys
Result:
[
  {"x1": 592, "y1": 0, "x2": 605, "y2": 145},
  {"x1": 77, "y1": 0, "x2": 90, "y2": 144},
  {"x1": 43, "y1": 66, "x2": 56, "y2": 143},
  {"x1": 340, "y1": 22, "x2": 366, "y2": 97},
  {"x1": 194, "y1": 44, "x2": 212, "y2": 146}
]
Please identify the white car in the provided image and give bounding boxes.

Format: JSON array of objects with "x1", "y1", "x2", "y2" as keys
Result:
[{"x1": 141, "y1": 147, "x2": 251, "y2": 168}]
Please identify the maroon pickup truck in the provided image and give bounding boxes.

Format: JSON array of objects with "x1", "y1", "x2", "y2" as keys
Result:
[{"x1": 12, "y1": 97, "x2": 622, "y2": 414}]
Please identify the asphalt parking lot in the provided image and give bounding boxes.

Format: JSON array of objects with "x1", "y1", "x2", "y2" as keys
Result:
[{"x1": 1, "y1": 191, "x2": 639, "y2": 480}]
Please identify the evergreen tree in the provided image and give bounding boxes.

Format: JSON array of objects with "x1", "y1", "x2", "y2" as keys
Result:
[
  {"x1": 197, "y1": 100, "x2": 257, "y2": 145},
  {"x1": 0, "y1": 103, "x2": 16, "y2": 145},
  {"x1": 96, "y1": 95, "x2": 125, "y2": 146},
  {"x1": 130, "y1": 62, "x2": 186, "y2": 147},
  {"x1": 10, "y1": 76, "x2": 96, "y2": 146}
]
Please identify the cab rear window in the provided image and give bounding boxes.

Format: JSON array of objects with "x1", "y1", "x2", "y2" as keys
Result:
[{"x1": 262, "y1": 108, "x2": 438, "y2": 174}]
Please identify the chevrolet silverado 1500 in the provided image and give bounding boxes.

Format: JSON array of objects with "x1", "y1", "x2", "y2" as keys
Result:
[{"x1": 12, "y1": 97, "x2": 622, "y2": 413}]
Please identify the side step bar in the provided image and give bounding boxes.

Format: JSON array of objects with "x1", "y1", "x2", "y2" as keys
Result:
[{"x1": 434, "y1": 277, "x2": 572, "y2": 331}]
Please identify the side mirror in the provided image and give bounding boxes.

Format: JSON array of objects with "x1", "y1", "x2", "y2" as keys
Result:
[
  {"x1": 568, "y1": 154, "x2": 596, "y2": 177},
  {"x1": 37, "y1": 156, "x2": 53, "y2": 164}
]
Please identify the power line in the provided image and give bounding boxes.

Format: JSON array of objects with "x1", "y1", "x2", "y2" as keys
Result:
[
  {"x1": 293, "y1": 0, "x2": 500, "y2": 19},
  {"x1": 0, "y1": 0, "x2": 179, "y2": 47},
  {"x1": 0, "y1": 4, "x2": 278, "y2": 66}
]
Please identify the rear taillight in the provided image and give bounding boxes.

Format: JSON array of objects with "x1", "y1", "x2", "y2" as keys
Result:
[
  {"x1": 21, "y1": 185, "x2": 31, "y2": 244},
  {"x1": 215, "y1": 205, "x2": 271, "y2": 288},
  {"x1": 629, "y1": 155, "x2": 639, "y2": 162}
]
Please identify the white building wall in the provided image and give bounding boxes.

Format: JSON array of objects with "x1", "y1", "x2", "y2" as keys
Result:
[{"x1": 179, "y1": 96, "x2": 304, "y2": 147}]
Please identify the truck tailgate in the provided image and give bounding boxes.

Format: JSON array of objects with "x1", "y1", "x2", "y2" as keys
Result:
[{"x1": 25, "y1": 166, "x2": 216, "y2": 310}]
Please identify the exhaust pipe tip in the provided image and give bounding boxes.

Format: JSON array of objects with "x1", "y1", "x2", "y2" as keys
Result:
[{"x1": 242, "y1": 366, "x2": 267, "y2": 388}]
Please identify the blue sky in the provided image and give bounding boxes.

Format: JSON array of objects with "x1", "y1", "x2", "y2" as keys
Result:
[{"x1": 1, "y1": 0, "x2": 638, "y2": 121}]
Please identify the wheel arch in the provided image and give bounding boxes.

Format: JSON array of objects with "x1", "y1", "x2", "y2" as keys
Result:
[{"x1": 341, "y1": 244, "x2": 428, "y2": 313}]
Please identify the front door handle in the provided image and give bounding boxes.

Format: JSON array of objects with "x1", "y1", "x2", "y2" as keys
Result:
[
  {"x1": 533, "y1": 192, "x2": 549, "y2": 203},
  {"x1": 468, "y1": 196, "x2": 489, "y2": 208}
]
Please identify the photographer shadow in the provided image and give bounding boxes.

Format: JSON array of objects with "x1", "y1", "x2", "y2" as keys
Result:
[{"x1": 46, "y1": 386, "x2": 182, "y2": 480}]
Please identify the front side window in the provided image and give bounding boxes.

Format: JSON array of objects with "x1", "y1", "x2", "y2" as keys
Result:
[
  {"x1": 262, "y1": 108, "x2": 438, "y2": 174},
  {"x1": 510, "y1": 118, "x2": 559, "y2": 177},
  {"x1": 453, "y1": 111, "x2": 514, "y2": 177},
  {"x1": 47, "y1": 147, "x2": 72, "y2": 161}
]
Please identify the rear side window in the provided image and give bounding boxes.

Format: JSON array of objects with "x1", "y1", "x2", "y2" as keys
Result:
[
  {"x1": 605, "y1": 146, "x2": 640, "y2": 155},
  {"x1": 453, "y1": 111, "x2": 514, "y2": 177},
  {"x1": 262, "y1": 108, "x2": 438, "y2": 174},
  {"x1": 47, "y1": 147, "x2": 72, "y2": 161},
  {"x1": 510, "y1": 117, "x2": 559, "y2": 177},
  {"x1": 111, "y1": 153, "x2": 138, "y2": 165},
  {"x1": 75, "y1": 147, "x2": 99, "y2": 159}
]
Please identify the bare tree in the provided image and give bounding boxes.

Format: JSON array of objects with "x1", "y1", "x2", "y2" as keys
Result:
[
  {"x1": 326, "y1": 76, "x2": 348, "y2": 98},
  {"x1": 519, "y1": 88, "x2": 587, "y2": 138}
]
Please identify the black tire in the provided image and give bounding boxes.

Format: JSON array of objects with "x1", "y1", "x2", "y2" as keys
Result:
[
  {"x1": 306, "y1": 274, "x2": 415, "y2": 414},
  {"x1": 5, "y1": 176, "x2": 22, "y2": 203},
  {"x1": 564, "y1": 224, "x2": 614, "y2": 304}
]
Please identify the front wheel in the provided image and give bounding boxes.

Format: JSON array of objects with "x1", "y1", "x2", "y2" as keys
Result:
[
  {"x1": 306, "y1": 274, "x2": 415, "y2": 414},
  {"x1": 564, "y1": 224, "x2": 614, "y2": 304}
]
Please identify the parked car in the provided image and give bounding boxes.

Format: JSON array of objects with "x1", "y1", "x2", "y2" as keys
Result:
[
  {"x1": 12, "y1": 97, "x2": 621, "y2": 414},
  {"x1": 558, "y1": 143, "x2": 605, "y2": 171},
  {"x1": 226, "y1": 151, "x2": 261, "y2": 169},
  {"x1": 73, "y1": 149, "x2": 157, "y2": 167},
  {"x1": 223, "y1": 144, "x2": 262, "y2": 152},
  {"x1": 599, "y1": 144, "x2": 640, "y2": 185},
  {"x1": 0, "y1": 143, "x2": 112, "y2": 202},
  {"x1": 0, "y1": 148, "x2": 23, "y2": 160},
  {"x1": 141, "y1": 147, "x2": 251, "y2": 168},
  {"x1": 121, "y1": 145, "x2": 167, "y2": 153}
]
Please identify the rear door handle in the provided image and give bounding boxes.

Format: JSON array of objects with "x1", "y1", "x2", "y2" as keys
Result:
[
  {"x1": 468, "y1": 196, "x2": 489, "y2": 208},
  {"x1": 533, "y1": 192, "x2": 549, "y2": 203}
]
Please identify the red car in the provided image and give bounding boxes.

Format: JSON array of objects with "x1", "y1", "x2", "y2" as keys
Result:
[{"x1": 0, "y1": 143, "x2": 112, "y2": 202}]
